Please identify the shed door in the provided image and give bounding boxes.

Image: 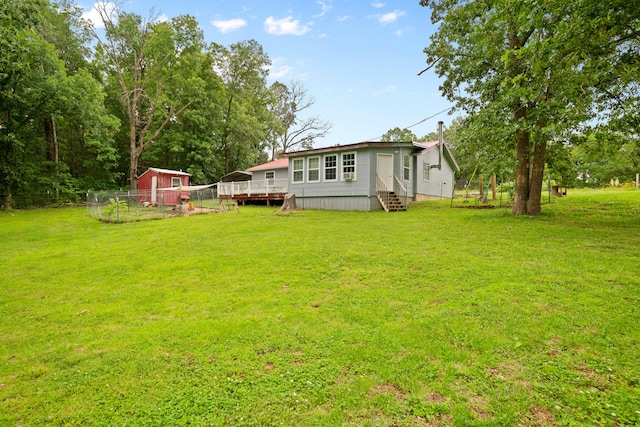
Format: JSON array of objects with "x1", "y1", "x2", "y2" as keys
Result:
[
  {"x1": 377, "y1": 154, "x2": 394, "y2": 190},
  {"x1": 151, "y1": 176, "x2": 157, "y2": 203}
]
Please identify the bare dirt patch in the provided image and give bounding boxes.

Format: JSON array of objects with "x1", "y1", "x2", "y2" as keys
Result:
[{"x1": 368, "y1": 384, "x2": 407, "y2": 401}]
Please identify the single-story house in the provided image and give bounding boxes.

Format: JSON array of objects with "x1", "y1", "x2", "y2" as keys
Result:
[
  {"x1": 283, "y1": 140, "x2": 459, "y2": 211},
  {"x1": 137, "y1": 167, "x2": 191, "y2": 205}
]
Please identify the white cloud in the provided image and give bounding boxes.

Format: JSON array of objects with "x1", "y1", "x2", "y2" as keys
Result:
[
  {"x1": 372, "y1": 1, "x2": 386, "y2": 8},
  {"x1": 378, "y1": 10, "x2": 406, "y2": 25},
  {"x1": 315, "y1": 0, "x2": 332, "y2": 17},
  {"x1": 82, "y1": 2, "x2": 117, "y2": 29},
  {"x1": 211, "y1": 18, "x2": 247, "y2": 34},
  {"x1": 155, "y1": 14, "x2": 169, "y2": 24},
  {"x1": 337, "y1": 15, "x2": 350, "y2": 23},
  {"x1": 268, "y1": 58, "x2": 293, "y2": 79},
  {"x1": 264, "y1": 16, "x2": 311, "y2": 36}
]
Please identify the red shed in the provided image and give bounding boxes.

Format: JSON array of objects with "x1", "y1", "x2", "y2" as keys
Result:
[{"x1": 137, "y1": 167, "x2": 191, "y2": 206}]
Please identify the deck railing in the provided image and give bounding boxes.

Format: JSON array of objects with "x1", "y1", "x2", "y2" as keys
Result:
[{"x1": 218, "y1": 178, "x2": 288, "y2": 197}]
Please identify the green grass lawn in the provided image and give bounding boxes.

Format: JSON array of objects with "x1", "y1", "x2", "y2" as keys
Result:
[{"x1": 1, "y1": 189, "x2": 639, "y2": 426}]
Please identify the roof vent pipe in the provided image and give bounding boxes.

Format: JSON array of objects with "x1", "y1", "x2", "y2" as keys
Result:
[{"x1": 438, "y1": 120, "x2": 444, "y2": 170}]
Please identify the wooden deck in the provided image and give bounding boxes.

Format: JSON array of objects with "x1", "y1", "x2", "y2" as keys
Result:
[{"x1": 218, "y1": 179, "x2": 288, "y2": 206}]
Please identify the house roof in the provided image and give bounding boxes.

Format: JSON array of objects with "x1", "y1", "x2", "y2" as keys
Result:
[
  {"x1": 220, "y1": 170, "x2": 252, "y2": 182},
  {"x1": 140, "y1": 167, "x2": 192, "y2": 177},
  {"x1": 284, "y1": 141, "x2": 414, "y2": 157},
  {"x1": 246, "y1": 158, "x2": 289, "y2": 171}
]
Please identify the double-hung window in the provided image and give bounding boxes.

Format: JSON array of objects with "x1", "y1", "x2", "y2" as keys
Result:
[
  {"x1": 172, "y1": 177, "x2": 182, "y2": 187},
  {"x1": 292, "y1": 159, "x2": 304, "y2": 183},
  {"x1": 265, "y1": 171, "x2": 275, "y2": 187},
  {"x1": 308, "y1": 157, "x2": 320, "y2": 182},
  {"x1": 342, "y1": 152, "x2": 356, "y2": 180},
  {"x1": 423, "y1": 162, "x2": 431, "y2": 182},
  {"x1": 324, "y1": 155, "x2": 337, "y2": 181}
]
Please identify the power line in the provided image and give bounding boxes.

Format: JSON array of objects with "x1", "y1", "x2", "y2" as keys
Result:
[{"x1": 367, "y1": 106, "x2": 454, "y2": 141}]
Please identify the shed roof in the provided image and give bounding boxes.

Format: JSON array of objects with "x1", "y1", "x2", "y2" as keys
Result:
[
  {"x1": 141, "y1": 167, "x2": 191, "y2": 177},
  {"x1": 247, "y1": 158, "x2": 289, "y2": 171}
]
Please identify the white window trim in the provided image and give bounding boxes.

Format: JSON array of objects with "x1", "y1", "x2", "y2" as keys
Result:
[
  {"x1": 341, "y1": 152, "x2": 356, "y2": 181},
  {"x1": 403, "y1": 154, "x2": 410, "y2": 182},
  {"x1": 265, "y1": 170, "x2": 275, "y2": 180},
  {"x1": 292, "y1": 159, "x2": 304, "y2": 183},
  {"x1": 171, "y1": 177, "x2": 182, "y2": 187},
  {"x1": 324, "y1": 154, "x2": 338, "y2": 182},
  {"x1": 307, "y1": 156, "x2": 320, "y2": 182},
  {"x1": 423, "y1": 162, "x2": 431, "y2": 182}
]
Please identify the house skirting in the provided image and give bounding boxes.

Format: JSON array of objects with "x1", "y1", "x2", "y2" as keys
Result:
[{"x1": 295, "y1": 195, "x2": 382, "y2": 211}]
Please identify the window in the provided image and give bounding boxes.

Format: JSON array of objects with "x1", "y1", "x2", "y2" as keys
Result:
[
  {"x1": 324, "y1": 155, "x2": 337, "y2": 181},
  {"x1": 292, "y1": 159, "x2": 304, "y2": 183},
  {"x1": 342, "y1": 152, "x2": 356, "y2": 180},
  {"x1": 423, "y1": 162, "x2": 431, "y2": 182},
  {"x1": 265, "y1": 171, "x2": 275, "y2": 186},
  {"x1": 308, "y1": 157, "x2": 320, "y2": 182},
  {"x1": 403, "y1": 154, "x2": 410, "y2": 181},
  {"x1": 171, "y1": 177, "x2": 182, "y2": 187}
]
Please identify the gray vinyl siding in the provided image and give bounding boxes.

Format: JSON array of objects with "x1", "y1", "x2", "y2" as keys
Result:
[
  {"x1": 288, "y1": 151, "x2": 372, "y2": 198},
  {"x1": 287, "y1": 143, "x2": 418, "y2": 210},
  {"x1": 256, "y1": 168, "x2": 287, "y2": 181},
  {"x1": 415, "y1": 147, "x2": 456, "y2": 199}
]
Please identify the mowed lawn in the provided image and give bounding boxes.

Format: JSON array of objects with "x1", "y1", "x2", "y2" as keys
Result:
[{"x1": 1, "y1": 190, "x2": 639, "y2": 426}]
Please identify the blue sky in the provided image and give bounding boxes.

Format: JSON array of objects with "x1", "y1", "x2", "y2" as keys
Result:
[{"x1": 83, "y1": 1, "x2": 455, "y2": 147}]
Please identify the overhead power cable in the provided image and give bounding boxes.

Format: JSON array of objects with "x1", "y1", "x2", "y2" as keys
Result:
[{"x1": 367, "y1": 106, "x2": 454, "y2": 141}]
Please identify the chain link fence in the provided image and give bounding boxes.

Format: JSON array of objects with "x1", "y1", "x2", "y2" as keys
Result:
[{"x1": 86, "y1": 187, "x2": 228, "y2": 222}]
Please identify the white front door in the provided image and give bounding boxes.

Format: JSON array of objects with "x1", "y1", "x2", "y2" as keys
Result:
[
  {"x1": 377, "y1": 154, "x2": 394, "y2": 190},
  {"x1": 151, "y1": 176, "x2": 157, "y2": 203}
]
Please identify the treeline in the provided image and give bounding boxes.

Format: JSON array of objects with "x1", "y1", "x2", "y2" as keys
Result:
[{"x1": 0, "y1": 0, "x2": 330, "y2": 209}]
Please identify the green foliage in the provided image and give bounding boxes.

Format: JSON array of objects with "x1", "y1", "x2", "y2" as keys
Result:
[
  {"x1": 381, "y1": 127, "x2": 417, "y2": 142},
  {"x1": 420, "y1": 0, "x2": 640, "y2": 215},
  {"x1": 1, "y1": 190, "x2": 639, "y2": 425},
  {"x1": 571, "y1": 131, "x2": 640, "y2": 187},
  {"x1": 103, "y1": 197, "x2": 127, "y2": 219},
  {"x1": 0, "y1": 0, "x2": 121, "y2": 207}
]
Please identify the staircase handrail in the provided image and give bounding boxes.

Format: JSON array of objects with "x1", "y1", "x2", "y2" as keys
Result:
[{"x1": 393, "y1": 174, "x2": 407, "y2": 203}]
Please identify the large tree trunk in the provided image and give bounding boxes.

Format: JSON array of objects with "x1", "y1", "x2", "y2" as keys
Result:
[
  {"x1": 512, "y1": 106, "x2": 530, "y2": 216},
  {"x1": 129, "y1": 121, "x2": 138, "y2": 190},
  {"x1": 2, "y1": 188, "x2": 12, "y2": 210},
  {"x1": 44, "y1": 115, "x2": 60, "y2": 203},
  {"x1": 526, "y1": 139, "x2": 547, "y2": 215}
]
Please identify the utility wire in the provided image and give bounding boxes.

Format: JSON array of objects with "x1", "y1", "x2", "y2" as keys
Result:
[{"x1": 367, "y1": 106, "x2": 454, "y2": 141}]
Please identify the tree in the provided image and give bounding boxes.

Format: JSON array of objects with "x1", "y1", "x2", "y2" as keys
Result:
[
  {"x1": 267, "y1": 80, "x2": 332, "y2": 159},
  {"x1": 380, "y1": 127, "x2": 417, "y2": 142},
  {"x1": 420, "y1": 0, "x2": 640, "y2": 215},
  {"x1": 571, "y1": 130, "x2": 640, "y2": 187},
  {"x1": 0, "y1": 0, "x2": 112, "y2": 208},
  {"x1": 211, "y1": 40, "x2": 274, "y2": 174},
  {"x1": 142, "y1": 15, "x2": 226, "y2": 184},
  {"x1": 92, "y1": 4, "x2": 190, "y2": 190}
]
